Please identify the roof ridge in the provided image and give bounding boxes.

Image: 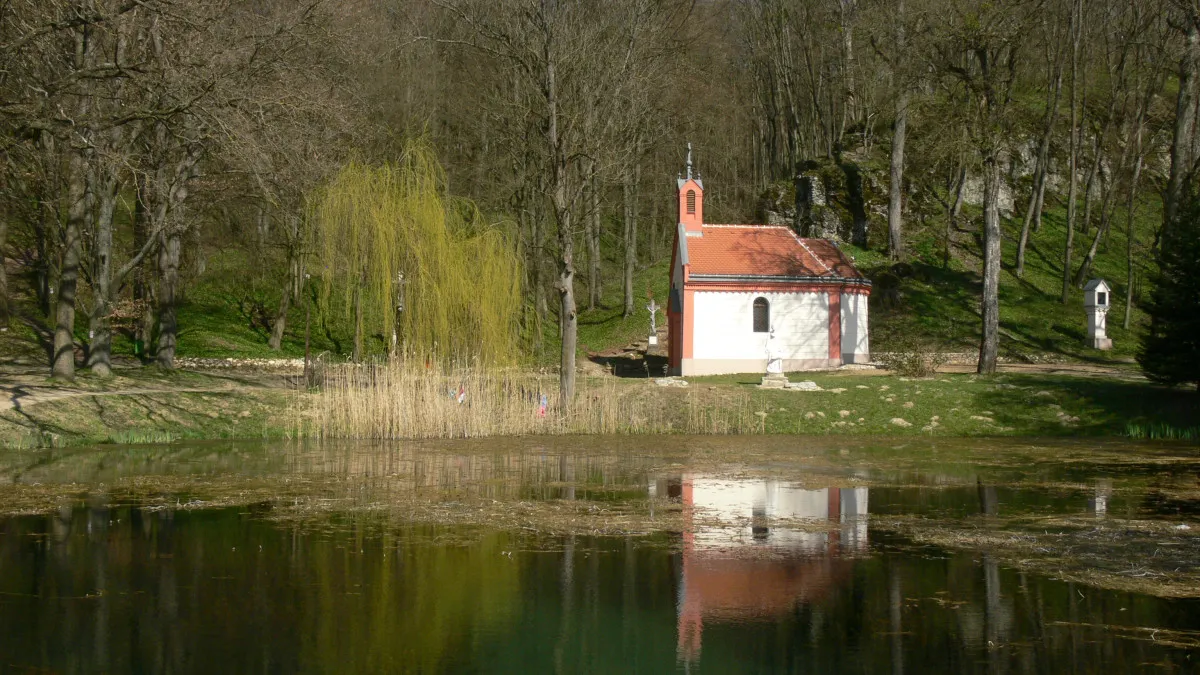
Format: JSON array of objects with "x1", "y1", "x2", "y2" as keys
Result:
[
  {"x1": 702, "y1": 223, "x2": 791, "y2": 229},
  {"x1": 792, "y1": 236, "x2": 830, "y2": 273},
  {"x1": 785, "y1": 227, "x2": 834, "y2": 275}
]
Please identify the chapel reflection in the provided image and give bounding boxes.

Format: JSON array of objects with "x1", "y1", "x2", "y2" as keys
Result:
[{"x1": 665, "y1": 475, "x2": 869, "y2": 665}]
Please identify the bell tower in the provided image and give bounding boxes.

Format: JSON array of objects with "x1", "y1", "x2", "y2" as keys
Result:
[{"x1": 677, "y1": 143, "x2": 704, "y2": 233}]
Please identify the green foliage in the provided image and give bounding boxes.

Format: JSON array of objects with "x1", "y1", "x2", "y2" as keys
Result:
[
  {"x1": 313, "y1": 140, "x2": 523, "y2": 363},
  {"x1": 1138, "y1": 203, "x2": 1200, "y2": 389}
]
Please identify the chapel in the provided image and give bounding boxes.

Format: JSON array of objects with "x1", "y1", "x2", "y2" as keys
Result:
[{"x1": 667, "y1": 147, "x2": 871, "y2": 376}]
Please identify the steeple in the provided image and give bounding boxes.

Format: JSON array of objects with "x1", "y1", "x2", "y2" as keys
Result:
[{"x1": 677, "y1": 142, "x2": 704, "y2": 233}]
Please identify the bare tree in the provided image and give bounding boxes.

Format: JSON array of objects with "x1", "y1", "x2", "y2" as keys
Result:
[
  {"x1": 930, "y1": 0, "x2": 1034, "y2": 374},
  {"x1": 430, "y1": 0, "x2": 685, "y2": 405},
  {"x1": 1060, "y1": 0, "x2": 1083, "y2": 304},
  {"x1": 1015, "y1": 9, "x2": 1066, "y2": 278},
  {"x1": 1163, "y1": 1, "x2": 1200, "y2": 248}
]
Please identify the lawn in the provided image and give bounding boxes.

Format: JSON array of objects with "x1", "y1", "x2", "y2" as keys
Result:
[
  {"x1": 860, "y1": 196, "x2": 1159, "y2": 363},
  {"x1": 692, "y1": 371, "x2": 1199, "y2": 438}
]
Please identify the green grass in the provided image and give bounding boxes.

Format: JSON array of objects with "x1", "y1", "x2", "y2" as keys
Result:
[
  {"x1": 863, "y1": 195, "x2": 1158, "y2": 363},
  {"x1": 574, "y1": 259, "x2": 670, "y2": 355},
  {"x1": 691, "y1": 371, "x2": 1198, "y2": 438},
  {"x1": 170, "y1": 251, "x2": 355, "y2": 359}
]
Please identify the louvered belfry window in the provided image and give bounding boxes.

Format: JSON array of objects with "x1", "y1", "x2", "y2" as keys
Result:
[
  {"x1": 753, "y1": 297, "x2": 769, "y2": 333},
  {"x1": 686, "y1": 190, "x2": 696, "y2": 214}
]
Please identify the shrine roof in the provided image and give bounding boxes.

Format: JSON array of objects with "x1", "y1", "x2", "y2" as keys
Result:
[{"x1": 684, "y1": 224, "x2": 865, "y2": 281}]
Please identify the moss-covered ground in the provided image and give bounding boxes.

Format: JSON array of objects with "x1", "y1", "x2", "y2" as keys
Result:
[{"x1": 0, "y1": 367, "x2": 294, "y2": 448}]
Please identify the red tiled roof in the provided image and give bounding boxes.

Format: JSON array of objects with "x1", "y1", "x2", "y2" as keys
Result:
[{"x1": 686, "y1": 225, "x2": 864, "y2": 279}]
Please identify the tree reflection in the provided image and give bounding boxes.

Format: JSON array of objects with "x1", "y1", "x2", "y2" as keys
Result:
[{"x1": 0, "y1": 480, "x2": 1195, "y2": 672}]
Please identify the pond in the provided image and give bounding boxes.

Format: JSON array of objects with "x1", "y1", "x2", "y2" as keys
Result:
[{"x1": 0, "y1": 436, "x2": 1197, "y2": 673}]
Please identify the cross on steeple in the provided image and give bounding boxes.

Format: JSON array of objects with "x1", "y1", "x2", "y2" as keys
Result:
[{"x1": 685, "y1": 142, "x2": 693, "y2": 179}]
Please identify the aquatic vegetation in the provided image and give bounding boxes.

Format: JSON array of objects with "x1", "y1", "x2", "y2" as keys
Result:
[
  {"x1": 1125, "y1": 422, "x2": 1200, "y2": 441},
  {"x1": 0, "y1": 429, "x2": 62, "y2": 451},
  {"x1": 104, "y1": 430, "x2": 178, "y2": 445}
]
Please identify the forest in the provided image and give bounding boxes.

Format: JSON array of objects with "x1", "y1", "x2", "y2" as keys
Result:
[{"x1": 3, "y1": 0, "x2": 1200, "y2": 399}]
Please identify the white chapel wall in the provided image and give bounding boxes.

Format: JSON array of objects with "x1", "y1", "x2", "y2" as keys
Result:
[
  {"x1": 840, "y1": 292, "x2": 870, "y2": 362},
  {"x1": 692, "y1": 291, "x2": 828, "y2": 362}
]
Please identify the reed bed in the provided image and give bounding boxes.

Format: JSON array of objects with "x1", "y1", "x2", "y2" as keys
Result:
[{"x1": 300, "y1": 357, "x2": 757, "y2": 439}]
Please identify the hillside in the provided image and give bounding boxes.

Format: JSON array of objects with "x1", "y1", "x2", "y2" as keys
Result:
[
  {"x1": 566, "y1": 175, "x2": 1157, "y2": 367},
  {"x1": 0, "y1": 176, "x2": 1159, "y2": 372}
]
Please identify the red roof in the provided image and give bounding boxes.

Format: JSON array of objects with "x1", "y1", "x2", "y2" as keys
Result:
[{"x1": 685, "y1": 225, "x2": 864, "y2": 280}]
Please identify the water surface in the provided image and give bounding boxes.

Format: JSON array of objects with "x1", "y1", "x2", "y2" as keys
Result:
[{"x1": 0, "y1": 436, "x2": 1196, "y2": 673}]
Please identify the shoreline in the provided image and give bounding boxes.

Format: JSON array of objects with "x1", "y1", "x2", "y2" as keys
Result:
[{"x1": 1, "y1": 365, "x2": 1197, "y2": 449}]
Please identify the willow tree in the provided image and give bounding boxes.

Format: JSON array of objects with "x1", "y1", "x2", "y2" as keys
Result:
[{"x1": 313, "y1": 142, "x2": 522, "y2": 363}]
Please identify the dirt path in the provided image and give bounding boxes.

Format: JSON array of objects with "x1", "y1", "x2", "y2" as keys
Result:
[
  {"x1": 0, "y1": 359, "x2": 294, "y2": 415},
  {"x1": 937, "y1": 362, "x2": 1145, "y2": 379},
  {"x1": 0, "y1": 385, "x2": 246, "y2": 413}
]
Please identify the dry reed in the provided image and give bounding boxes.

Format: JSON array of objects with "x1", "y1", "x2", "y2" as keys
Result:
[{"x1": 299, "y1": 357, "x2": 756, "y2": 439}]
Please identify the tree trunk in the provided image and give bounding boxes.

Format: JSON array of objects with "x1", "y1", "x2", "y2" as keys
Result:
[
  {"x1": 534, "y1": 208, "x2": 549, "y2": 355},
  {"x1": 1074, "y1": 209, "x2": 1108, "y2": 289},
  {"x1": 352, "y1": 271, "x2": 364, "y2": 362},
  {"x1": 978, "y1": 154, "x2": 1002, "y2": 375},
  {"x1": 151, "y1": 148, "x2": 198, "y2": 370},
  {"x1": 1075, "y1": 130, "x2": 1128, "y2": 288},
  {"x1": 1061, "y1": 0, "x2": 1082, "y2": 305},
  {"x1": 951, "y1": 164, "x2": 967, "y2": 224},
  {"x1": 1016, "y1": 67, "x2": 1062, "y2": 276},
  {"x1": 650, "y1": 197, "x2": 661, "y2": 262},
  {"x1": 622, "y1": 168, "x2": 638, "y2": 317},
  {"x1": 132, "y1": 176, "x2": 155, "y2": 362},
  {"x1": 0, "y1": 206, "x2": 8, "y2": 328},
  {"x1": 52, "y1": 151, "x2": 89, "y2": 379},
  {"x1": 34, "y1": 136, "x2": 57, "y2": 317},
  {"x1": 546, "y1": 50, "x2": 576, "y2": 409},
  {"x1": 269, "y1": 216, "x2": 302, "y2": 351},
  {"x1": 269, "y1": 283, "x2": 292, "y2": 351},
  {"x1": 1124, "y1": 135, "x2": 1145, "y2": 330},
  {"x1": 1015, "y1": 171, "x2": 1042, "y2": 276},
  {"x1": 940, "y1": 163, "x2": 967, "y2": 268},
  {"x1": 837, "y1": 0, "x2": 857, "y2": 145},
  {"x1": 1163, "y1": 19, "x2": 1200, "y2": 244},
  {"x1": 86, "y1": 171, "x2": 120, "y2": 376},
  {"x1": 887, "y1": 0, "x2": 907, "y2": 262},
  {"x1": 1079, "y1": 133, "x2": 1102, "y2": 237},
  {"x1": 155, "y1": 228, "x2": 182, "y2": 369},
  {"x1": 887, "y1": 89, "x2": 908, "y2": 261},
  {"x1": 35, "y1": 200, "x2": 53, "y2": 317},
  {"x1": 587, "y1": 164, "x2": 601, "y2": 310},
  {"x1": 526, "y1": 203, "x2": 547, "y2": 356}
]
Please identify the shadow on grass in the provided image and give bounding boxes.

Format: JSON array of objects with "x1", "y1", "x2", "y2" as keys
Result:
[{"x1": 977, "y1": 375, "x2": 1200, "y2": 438}]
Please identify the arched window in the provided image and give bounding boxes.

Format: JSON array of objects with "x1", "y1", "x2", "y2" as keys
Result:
[
  {"x1": 686, "y1": 190, "x2": 696, "y2": 214},
  {"x1": 752, "y1": 297, "x2": 769, "y2": 333}
]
